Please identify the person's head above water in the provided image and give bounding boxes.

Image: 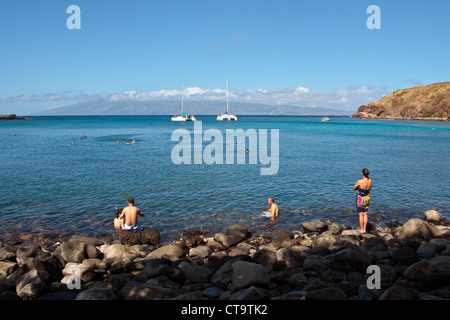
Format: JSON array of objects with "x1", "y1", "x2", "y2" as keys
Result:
[
  {"x1": 268, "y1": 197, "x2": 275, "y2": 204},
  {"x1": 128, "y1": 197, "x2": 135, "y2": 205}
]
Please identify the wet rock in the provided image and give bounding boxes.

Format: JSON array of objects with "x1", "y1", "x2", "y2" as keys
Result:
[
  {"x1": 302, "y1": 220, "x2": 328, "y2": 233},
  {"x1": 116, "y1": 227, "x2": 161, "y2": 246}
]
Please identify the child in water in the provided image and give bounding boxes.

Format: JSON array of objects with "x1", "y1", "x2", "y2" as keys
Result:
[{"x1": 114, "y1": 208, "x2": 124, "y2": 229}]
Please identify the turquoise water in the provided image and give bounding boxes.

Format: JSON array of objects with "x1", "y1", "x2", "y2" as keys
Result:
[{"x1": 0, "y1": 116, "x2": 449, "y2": 240}]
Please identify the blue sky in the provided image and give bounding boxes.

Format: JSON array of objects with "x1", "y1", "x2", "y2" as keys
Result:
[{"x1": 1, "y1": 0, "x2": 449, "y2": 114}]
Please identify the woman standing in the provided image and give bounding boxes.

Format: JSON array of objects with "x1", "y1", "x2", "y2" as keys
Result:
[{"x1": 353, "y1": 168, "x2": 372, "y2": 233}]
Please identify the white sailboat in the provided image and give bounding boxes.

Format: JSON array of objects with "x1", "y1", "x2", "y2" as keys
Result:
[
  {"x1": 171, "y1": 84, "x2": 196, "y2": 122},
  {"x1": 217, "y1": 80, "x2": 237, "y2": 121}
]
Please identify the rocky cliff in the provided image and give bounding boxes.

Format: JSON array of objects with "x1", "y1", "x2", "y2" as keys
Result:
[{"x1": 353, "y1": 82, "x2": 450, "y2": 120}]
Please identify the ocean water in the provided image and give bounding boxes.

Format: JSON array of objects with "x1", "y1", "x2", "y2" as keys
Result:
[{"x1": 0, "y1": 115, "x2": 449, "y2": 241}]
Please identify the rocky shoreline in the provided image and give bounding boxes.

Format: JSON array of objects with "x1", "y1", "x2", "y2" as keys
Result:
[
  {"x1": 0, "y1": 210, "x2": 449, "y2": 301},
  {"x1": 0, "y1": 114, "x2": 30, "y2": 120}
]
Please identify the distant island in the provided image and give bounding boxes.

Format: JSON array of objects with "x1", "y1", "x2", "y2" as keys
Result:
[
  {"x1": 34, "y1": 100, "x2": 351, "y2": 116},
  {"x1": 352, "y1": 82, "x2": 450, "y2": 121},
  {"x1": 0, "y1": 114, "x2": 30, "y2": 120}
]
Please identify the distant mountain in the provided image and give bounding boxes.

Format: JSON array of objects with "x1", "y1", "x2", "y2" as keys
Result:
[
  {"x1": 35, "y1": 99, "x2": 351, "y2": 116},
  {"x1": 353, "y1": 82, "x2": 450, "y2": 120}
]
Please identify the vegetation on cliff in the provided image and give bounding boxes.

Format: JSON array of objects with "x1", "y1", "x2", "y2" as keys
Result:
[{"x1": 353, "y1": 82, "x2": 450, "y2": 120}]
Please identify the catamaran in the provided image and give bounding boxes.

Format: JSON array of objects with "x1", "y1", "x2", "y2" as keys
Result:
[
  {"x1": 217, "y1": 80, "x2": 237, "y2": 121},
  {"x1": 172, "y1": 84, "x2": 196, "y2": 122}
]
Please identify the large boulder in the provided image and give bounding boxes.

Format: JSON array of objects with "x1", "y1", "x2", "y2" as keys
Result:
[
  {"x1": 102, "y1": 244, "x2": 140, "y2": 265},
  {"x1": 232, "y1": 261, "x2": 270, "y2": 290},
  {"x1": 329, "y1": 244, "x2": 371, "y2": 273},
  {"x1": 397, "y1": 218, "x2": 437, "y2": 241},
  {"x1": 145, "y1": 244, "x2": 185, "y2": 261},
  {"x1": 178, "y1": 261, "x2": 213, "y2": 284},
  {"x1": 302, "y1": 220, "x2": 328, "y2": 233},
  {"x1": 55, "y1": 241, "x2": 87, "y2": 263},
  {"x1": 16, "y1": 269, "x2": 46, "y2": 299}
]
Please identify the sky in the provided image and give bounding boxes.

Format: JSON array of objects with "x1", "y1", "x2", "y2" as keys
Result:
[{"x1": 0, "y1": 0, "x2": 449, "y2": 114}]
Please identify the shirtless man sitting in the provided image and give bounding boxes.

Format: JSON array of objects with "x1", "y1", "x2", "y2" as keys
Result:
[
  {"x1": 263, "y1": 197, "x2": 279, "y2": 220},
  {"x1": 118, "y1": 197, "x2": 144, "y2": 230}
]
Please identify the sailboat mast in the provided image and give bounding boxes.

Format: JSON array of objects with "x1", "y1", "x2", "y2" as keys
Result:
[
  {"x1": 181, "y1": 84, "x2": 184, "y2": 114},
  {"x1": 226, "y1": 80, "x2": 229, "y2": 114}
]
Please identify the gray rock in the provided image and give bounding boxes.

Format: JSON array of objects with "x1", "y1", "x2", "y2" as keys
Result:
[
  {"x1": 252, "y1": 249, "x2": 277, "y2": 265},
  {"x1": 417, "y1": 242, "x2": 440, "y2": 258},
  {"x1": 397, "y1": 218, "x2": 437, "y2": 241},
  {"x1": 189, "y1": 245, "x2": 213, "y2": 259},
  {"x1": 0, "y1": 247, "x2": 16, "y2": 261},
  {"x1": 16, "y1": 244, "x2": 50, "y2": 265},
  {"x1": 303, "y1": 255, "x2": 329, "y2": 273},
  {"x1": 178, "y1": 261, "x2": 213, "y2": 284},
  {"x1": 103, "y1": 244, "x2": 139, "y2": 264},
  {"x1": 276, "y1": 245, "x2": 309, "y2": 268},
  {"x1": 403, "y1": 260, "x2": 433, "y2": 281},
  {"x1": 270, "y1": 230, "x2": 294, "y2": 243},
  {"x1": 305, "y1": 287, "x2": 348, "y2": 300},
  {"x1": 145, "y1": 244, "x2": 185, "y2": 261},
  {"x1": 16, "y1": 269, "x2": 46, "y2": 299},
  {"x1": 232, "y1": 261, "x2": 270, "y2": 290},
  {"x1": 214, "y1": 233, "x2": 243, "y2": 248},
  {"x1": 56, "y1": 241, "x2": 87, "y2": 263},
  {"x1": 123, "y1": 283, "x2": 181, "y2": 300},
  {"x1": 302, "y1": 220, "x2": 328, "y2": 233},
  {"x1": 429, "y1": 255, "x2": 450, "y2": 273},
  {"x1": 135, "y1": 259, "x2": 168, "y2": 282},
  {"x1": 429, "y1": 238, "x2": 448, "y2": 250},
  {"x1": 392, "y1": 247, "x2": 420, "y2": 265},
  {"x1": 288, "y1": 272, "x2": 307, "y2": 288},
  {"x1": 229, "y1": 285, "x2": 268, "y2": 300},
  {"x1": 378, "y1": 285, "x2": 413, "y2": 300},
  {"x1": 313, "y1": 232, "x2": 339, "y2": 248},
  {"x1": 329, "y1": 244, "x2": 371, "y2": 273},
  {"x1": 75, "y1": 287, "x2": 118, "y2": 300},
  {"x1": 422, "y1": 210, "x2": 446, "y2": 225},
  {"x1": 226, "y1": 225, "x2": 249, "y2": 238},
  {"x1": 68, "y1": 235, "x2": 106, "y2": 247},
  {"x1": 0, "y1": 261, "x2": 18, "y2": 278}
]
